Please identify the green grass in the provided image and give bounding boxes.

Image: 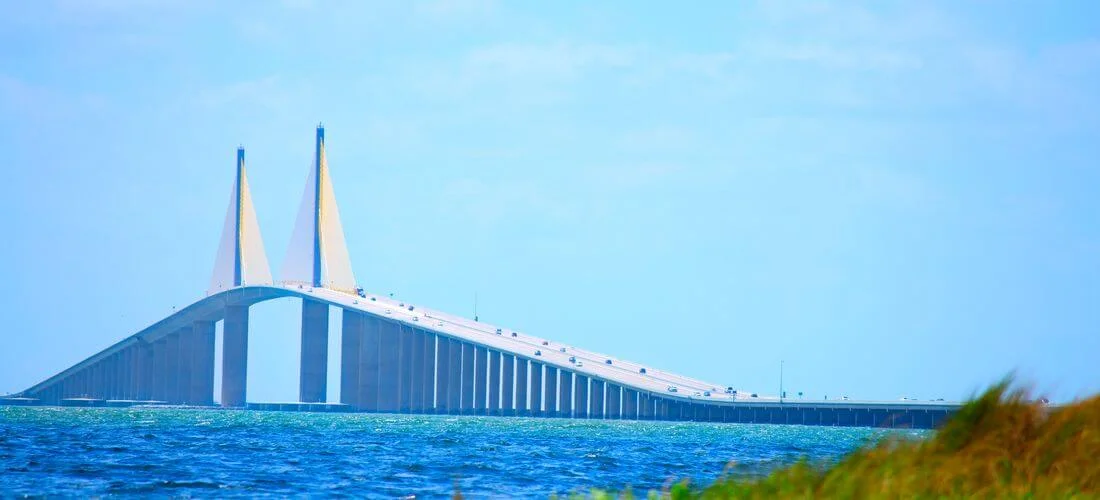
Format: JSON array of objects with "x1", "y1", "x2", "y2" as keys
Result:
[{"x1": 570, "y1": 378, "x2": 1099, "y2": 499}]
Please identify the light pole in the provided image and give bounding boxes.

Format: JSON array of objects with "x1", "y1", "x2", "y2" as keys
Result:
[{"x1": 780, "y1": 360, "x2": 784, "y2": 403}]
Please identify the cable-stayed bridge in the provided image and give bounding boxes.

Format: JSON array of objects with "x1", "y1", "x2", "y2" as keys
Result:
[{"x1": 10, "y1": 126, "x2": 957, "y2": 429}]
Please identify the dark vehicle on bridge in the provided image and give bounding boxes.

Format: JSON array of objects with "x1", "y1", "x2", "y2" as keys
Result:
[
  {"x1": 605, "y1": 359, "x2": 612, "y2": 365},
  {"x1": 639, "y1": 368, "x2": 647, "y2": 374}
]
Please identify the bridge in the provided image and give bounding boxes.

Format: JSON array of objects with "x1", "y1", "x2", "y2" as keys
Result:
[{"x1": 10, "y1": 125, "x2": 957, "y2": 428}]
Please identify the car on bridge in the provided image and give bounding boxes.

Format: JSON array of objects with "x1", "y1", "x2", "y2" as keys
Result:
[
  {"x1": 605, "y1": 359, "x2": 613, "y2": 365},
  {"x1": 639, "y1": 368, "x2": 647, "y2": 374},
  {"x1": 667, "y1": 386, "x2": 678, "y2": 393}
]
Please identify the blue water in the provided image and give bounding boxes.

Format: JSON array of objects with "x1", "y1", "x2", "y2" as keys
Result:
[{"x1": 0, "y1": 407, "x2": 924, "y2": 497}]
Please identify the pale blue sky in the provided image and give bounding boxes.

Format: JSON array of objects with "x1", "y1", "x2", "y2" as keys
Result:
[{"x1": 2, "y1": 1, "x2": 1098, "y2": 403}]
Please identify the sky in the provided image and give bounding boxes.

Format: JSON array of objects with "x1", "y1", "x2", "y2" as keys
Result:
[{"x1": 1, "y1": 1, "x2": 1098, "y2": 404}]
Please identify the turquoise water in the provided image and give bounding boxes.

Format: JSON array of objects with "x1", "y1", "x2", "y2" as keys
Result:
[{"x1": 0, "y1": 407, "x2": 923, "y2": 497}]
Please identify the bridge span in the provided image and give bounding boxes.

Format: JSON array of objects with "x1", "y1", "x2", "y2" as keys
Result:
[{"x1": 12, "y1": 125, "x2": 957, "y2": 429}]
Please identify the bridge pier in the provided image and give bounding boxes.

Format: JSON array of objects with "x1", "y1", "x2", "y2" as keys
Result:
[
  {"x1": 515, "y1": 357, "x2": 529, "y2": 416},
  {"x1": 176, "y1": 326, "x2": 193, "y2": 404},
  {"x1": 421, "y1": 332, "x2": 435, "y2": 411},
  {"x1": 623, "y1": 389, "x2": 638, "y2": 419},
  {"x1": 589, "y1": 379, "x2": 605, "y2": 418},
  {"x1": 544, "y1": 366, "x2": 558, "y2": 417},
  {"x1": 474, "y1": 346, "x2": 488, "y2": 414},
  {"x1": 434, "y1": 338, "x2": 450, "y2": 413},
  {"x1": 501, "y1": 353, "x2": 515, "y2": 415},
  {"x1": 221, "y1": 305, "x2": 249, "y2": 407},
  {"x1": 447, "y1": 339, "x2": 462, "y2": 414},
  {"x1": 574, "y1": 375, "x2": 589, "y2": 418},
  {"x1": 460, "y1": 343, "x2": 475, "y2": 414},
  {"x1": 160, "y1": 334, "x2": 178, "y2": 403},
  {"x1": 339, "y1": 310, "x2": 362, "y2": 408},
  {"x1": 607, "y1": 384, "x2": 622, "y2": 419},
  {"x1": 530, "y1": 361, "x2": 544, "y2": 416},
  {"x1": 398, "y1": 326, "x2": 414, "y2": 413},
  {"x1": 488, "y1": 350, "x2": 501, "y2": 415},
  {"x1": 407, "y1": 327, "x2": 422, "y2": 413},
  {"x1": 299, "y1": 299, "x2": 329, "y2": 403},
  {"x1": 127, "y1": 346, "x2": 139, "y2": 400},
  {"x1": 137, "y1": 342, "x2": 153, "y2": 401},
  {"x1": 116, "y1": 351, "x2": 127, "y2": 400},
  {"x1": 377, "y1": 320, "x2": 400, "y2": 412},
  {"x1": 356, "y1": 315, "x2": 380, "y2": 411},
  {"x1": 558, "y1": 370, "x2": 573, "y2": 418}
]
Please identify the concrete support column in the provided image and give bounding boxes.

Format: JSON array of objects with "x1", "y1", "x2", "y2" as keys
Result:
[
  {"x1": 448, "y1": 340, "x2": 462, "y2": 415},
  {"x1": 589, "y1": 379, "x2": 605, "y2": 419},
  {"x1": 299, "y1": 298, "x2": 329, "y2": 403},
  {"x1": 339, "y1": 310, "x2": 362, "y2": 408},
  {"x1": 152, "y1": 341, "x2": 166, "y2": 401},
  {"x1": 558, "y1": 371, "x2": 573, "y2": 418},
  {"x1": 514, "y1": 357, "x2": 528, "y2": 415},
  {"x1": 116, "y1": 353, "x2": 126, "y2": 399},
  {"x1": 164, "y1": 333, "x2": 180, "y2": 404},
  {"x1": 623, "y1": 389, "x2": 638, "y2": 419},
  {"x1": 459, "y1": 343, "x2": 474, "y2": 414},
  {"x1": 607, "y1": 384, "x2": 622, "y2": 419},
  {"x1": 435, "y1": 337, "x2": 450, "y2": 413},
  {"x1": 101, "y1": 355, "x2": 113, "y2": 399},
  {"x1": 89, "y1": 363, "x2": 101, "y2": 399},
  {"x1": 407, "y1": 328, "x2": 423, "y2": 413},
  {"x1": 110, "y1": 353, "x2": 122, "y2": 400},
  {"x1": 137, "y1": 342, "x2": 153, "y2": 401},
  {"x1": 501, "y1": 353, "x2": 515, "y2": 415},
  {"x1": 97, "y1": 358, "x2": 110, "y2": 399},
  {"x1": 530, "y1": 362, "x2": 545, "y2": 416},
  {"x1": 125, "y1": 350, "x2": 135, "y2": 399},
  {"x1": 134, "y1": 345, "x2": 145, "y2": 400},
  {"x1": 176, "y1": 326, "x2": 193, "y2": 404},
  {"x1": 488, "y1": 350, "x2": 501, "y2": 414},
  {"x1": 574, "y1": 375, "x2": 589, "y2": 418},
  {"x1": 377, "y1": 320, "x2": 400, "y2": 412},
  {"x1": 640, "y1": 393, "x2": 652, "y2": 419},
  {"x1": 447, "y1": 339, "x2": 462, "y2": 413},
  {"x1": 544, "y1": 366, "x2": 558, "y2": 417},
  {"x1": 357, "y1": 315, "x2": 380, "y2": 411},
  {"x1": 473, "y1": 346, "x2": 488, "y2": 414},
  {"x1": 221, "y1": 305, "x2": 249, "y2": 407},
  {"x1": 421, "y1": 332, "x2": 435, "y2": 411},
  {"x1": 399, "y1": 325, "x2": 415, "y2": 412},
  {"x1": 191, "y1": 321, "x2": 216, "y2": 406}
]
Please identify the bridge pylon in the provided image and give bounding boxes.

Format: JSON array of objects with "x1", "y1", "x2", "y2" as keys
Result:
[
  {"x1": 281, "y1": 124, "x2": 357, "y2": 293},
  {"x1": 208, "y1": 147, "x2": 273, "y2": 294},
  {"x1": 282, "y1": 125, "x2": 358, "y2": 403}
]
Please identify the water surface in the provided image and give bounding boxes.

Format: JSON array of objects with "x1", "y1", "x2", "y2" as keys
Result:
[{"x1": 0, "y1": 407, "x2": 924, "y2": 497}]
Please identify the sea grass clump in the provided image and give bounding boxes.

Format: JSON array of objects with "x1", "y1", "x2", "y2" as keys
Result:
[{"x1": 583, "y1": 378, "x2": 1099, "y2": 498}]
